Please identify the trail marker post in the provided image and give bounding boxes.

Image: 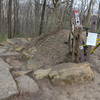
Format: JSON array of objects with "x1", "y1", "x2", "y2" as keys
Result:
[{"x1": 71, "y1": 10, "x2": 83, "y2": 63}]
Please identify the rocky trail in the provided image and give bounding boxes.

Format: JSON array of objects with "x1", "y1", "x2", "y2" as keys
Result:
[{"x1": 0, "y1": 30, "x2": 100, "y2": 100}]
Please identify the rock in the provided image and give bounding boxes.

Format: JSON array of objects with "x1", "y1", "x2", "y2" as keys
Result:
[
  {"x1": 0, "y1": 43, "x2": 4, "y2": 46},
  {"x1": 12, "y1": 70, "x2": 33, "y2": 77},
  {"x1": 6, "y1": 38, "x2": 29, "y2": 46},
  {"x1": 15, "y1": 46, "x2": 25, "y2": 52},
  {"x1": 6, "y1": 57, "x2": 24, "y2": 69},
  {"x1": 22, "y1": 47, "x2": 37, "y2": 59},
  {"x1": 49, "y1": 63, "x2": 94, "y2": 85},
  {"x1": 0, "y1": 52, "x2": 20, "y2": 57},
  {"x1": 27, "y1": 58, "x2": 43, "y2": 71},
  {"x1": 0, "y1": 58, "x2": 18, "y2": 100},
  {"x1": 5, "y1": 38, "x2": 33, "y2": 53},
  {"x1": 0, "y1": 47, "x2": 7, "y2": 53},
  {"x1": 34, "y1": 68, "x2": 52, "y2": 79},
  {"x1": 16, "y1": 75, "x2": 39, "y2": 93},
  {"x1": 0, "y1": 58, "x2": 12, "y2": 70},
  {"x1": 57, "y1": 95, "x2": 69, "y2": 100}
]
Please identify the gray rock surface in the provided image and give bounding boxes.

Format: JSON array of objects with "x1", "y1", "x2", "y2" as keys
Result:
[
  {"x1": 16, "y1": 75, "x2": 39, "y2": 93},
  {"x1": 0, "y1": 58, "x2": 18, "y2": 100}
]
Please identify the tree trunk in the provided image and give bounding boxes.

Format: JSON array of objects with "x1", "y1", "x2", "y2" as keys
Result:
[
  {"x1": 35, "y1": 0, "x2": 40, "y2": 35},
  {"x1": 84, "y1": 0, "x2": 93, "y2": 27},
  {"x1": 39, "y1": 0, "x2": 46, "y2": 35},
  {"x1": 13, "y1": 0, "x2": 19, "y2": 37},
  {"x1": 0, "y1": 0, "x2": 2, "y2": 33},
  {"x1": 97, "y1": 2, "x2": 100, "y2": 32},
  {"x1": 8, "y1": 0, "x2": 12, "y2": 38},
  {"x1": 69, "y1": 0, "x2": 74, "y2": 53}
]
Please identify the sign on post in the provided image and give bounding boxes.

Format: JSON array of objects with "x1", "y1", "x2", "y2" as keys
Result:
[{"x1": 86, "y1": 32, "x2": 97, "y2": 46}]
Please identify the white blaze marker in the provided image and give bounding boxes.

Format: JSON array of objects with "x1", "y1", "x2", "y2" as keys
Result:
[{"x1": 74, "y1": 10, "x2": 81, "y2": 27}]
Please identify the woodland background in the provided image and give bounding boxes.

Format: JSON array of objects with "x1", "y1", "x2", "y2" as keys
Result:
[{"x1": 0, "y1": 0, "x2": 99, "y2": 40}]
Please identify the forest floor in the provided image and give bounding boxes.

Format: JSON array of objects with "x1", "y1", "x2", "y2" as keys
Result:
[{"x1": 0, "y1": 30, "x2": 100, "y2": 100}]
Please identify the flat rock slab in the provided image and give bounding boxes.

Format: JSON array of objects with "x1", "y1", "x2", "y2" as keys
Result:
[{"x1": 0, "y1": 58, "x2": 18, "y2": 100}]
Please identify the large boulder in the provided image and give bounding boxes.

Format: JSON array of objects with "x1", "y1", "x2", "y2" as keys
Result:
[
  {"x1": 0, "y1": 58, "x2": 18, "y2": 100},
  {"x1": 16, "y1": 75, "x2": 39, "y2": 94},
  {"x1": 49, "y1": 63, "x2": 94, "y2": 85}
]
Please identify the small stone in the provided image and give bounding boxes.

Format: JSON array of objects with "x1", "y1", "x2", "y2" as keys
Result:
[
  {"x1": 16, "y1": 75, "x2": 39, "y2": 93},
  {"x1": 12, "y1": 70, "x2": 32, "y2": 77},
  {"x1": 34, "y1": 68, "x2": 52, "y2": 79},
  {"x1": 15, "y1": 46, "x2": 24, "y2": 52}
]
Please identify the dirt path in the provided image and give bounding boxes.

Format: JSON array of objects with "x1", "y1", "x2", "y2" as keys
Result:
[{"x1": 35, "y1": 30, "x2": 70, "y2": 66}]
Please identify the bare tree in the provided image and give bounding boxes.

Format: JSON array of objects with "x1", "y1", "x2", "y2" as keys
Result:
[
  {"x1": 8, "y1": 0, "x2": 12, "y2": 38},
  {"x1": 0, "y1": 0, "x2": 2, "y2": 33},
  {"x1": 35, "y1": 0, "x2": 40, "y2": 35},
  {"x1": 39, "y1": 0, "x2": 47, "y2": 35},
  {"x1": 84, "y1": 0, "x2": 94, "y2": 27},
  {"x1": 68, "y1": 0, "x2": 74, "y2": 53},
  {"x1": 52, "y1": 0, "x2": 59, "y2": 8},
  {"x1": 0, "y1": 0, "x2": 98, "y2": 38},
  {"x1": 13, "y1": 0, "x2": 19, "y2": 37},
  {"x1": 97, "y1": 2, "x2": 100, "y2": 32}
]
